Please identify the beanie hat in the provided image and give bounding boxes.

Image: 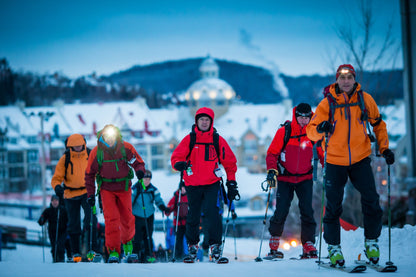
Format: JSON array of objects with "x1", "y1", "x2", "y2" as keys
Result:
[
  {"x1": 336, "y1": 64, "x2": 356, "y2": 79},
  {"x1": 195, "y1": 113, "x2": 212, "y2": 122},
  {"x1": 144, "y1": 170, "x2": 152, "y2": 178},
  {"x1": 295, "y1": 103, "x2": 312, "y2": 118},
  {"x1": 51, "y1": 195, "x2": 59, "y2": 201}
]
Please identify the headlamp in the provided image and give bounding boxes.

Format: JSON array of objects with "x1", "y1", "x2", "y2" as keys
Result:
[
  {"x1": 102, "y1": 126, "x2": 118, "y2": 147},
  {"x1": 338, "y1": 68, "x2": 352, "y2": 75}
]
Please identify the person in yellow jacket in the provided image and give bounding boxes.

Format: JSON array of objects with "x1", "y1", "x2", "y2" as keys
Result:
[
  {"x1": 306, "y1": 64, "x2": 395, "y2": 267},
  {"x1": 51, "y1": 133, "x2": 99, "y2": 262}
]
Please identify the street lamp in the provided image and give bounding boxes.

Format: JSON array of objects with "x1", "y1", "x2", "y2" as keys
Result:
[{"x1": 25, "y1": 111, "x2": 54, "y2": 210}]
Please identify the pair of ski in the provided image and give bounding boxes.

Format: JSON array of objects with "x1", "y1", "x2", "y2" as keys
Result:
[
  {"x1": 317, "y1": 260, "x2": 397, "y2": 273},
  {"x1": 183, "y1": 255, "x2": 229, "y2": 264}
]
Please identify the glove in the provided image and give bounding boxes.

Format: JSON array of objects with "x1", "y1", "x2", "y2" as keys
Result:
[
  {"x1": 136, "y1": 170, "x2": 144, "y2": 180},
  {"x1": 159, "y1": 204, "x2": 167, "y2": 212},
  {"x1": 383, "y1": 149, "x2": 395, "y2": 165},
  {"x1": 266, "y1": 169, "x2": 278, "y2": 188},
  {"x1": 231, "y1": 210, "x2": 237, "y2": 220},
  {"x1": 174, "y1": 161, "x2": 188, "y2": 171},
  {"x1": 87, "y1": 195, "x2": 95, "y2": 207},
  {"x1": 38, "y1": 216, "x2": 46, "y2": 226},
  {"x1": 54, "y1": 185, "x2": 64, "y2": 197},
  {"x1": 226, "y1": 180, "x2": 240, "y2": 201},
  {"x1": 317, "y1": 121, "x2": 333, "y2": 134}
]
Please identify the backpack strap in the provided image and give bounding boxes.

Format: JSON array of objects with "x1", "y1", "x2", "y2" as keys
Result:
[
  {"x1": 64, "y1": 148, "x2": 73, "y2": 181},
  {"x1": 186, "y1": 125, "x2": 221, "y2": 164}
]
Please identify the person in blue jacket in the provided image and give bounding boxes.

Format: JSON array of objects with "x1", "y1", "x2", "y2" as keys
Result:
[{"x1": 131, "y1": 170, "x2": 167, "y2": 262}]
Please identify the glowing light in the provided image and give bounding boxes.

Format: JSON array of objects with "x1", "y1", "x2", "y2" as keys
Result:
[
  {"x1": 300, "y1": 142, "x2": 307, "y2": 149},
  {"x1": 185, "y1": 92, "x2": 190, "y2": 101},
  {"x1": 283, "y1": 243, "x2": 290, "y2": 250},
  {"x1": 209, "y1": 90, "x2": 217, "y2": 99},
  {"x1": 382, "y1": 180, "x2": 387, "y2": 186},
  {"x1": 290, "y1": 240, "x2": 297, "y2": 247},
  {"x1": 377, "y1": 166, "x2": 381, "y2": 172},
  {"x1": 224, "y1": 90, "x2": 234, "y2": 100},
  {"x1": 193, "y1": 91, "x2": 201, "y2": 100}
]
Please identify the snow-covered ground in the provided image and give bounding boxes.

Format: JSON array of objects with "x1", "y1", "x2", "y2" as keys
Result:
[{"x1": 0, "y1": 219, "x2": 414, "y2": 276}]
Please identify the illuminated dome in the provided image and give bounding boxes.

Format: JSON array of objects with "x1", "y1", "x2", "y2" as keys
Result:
[{"x1": 185, "y1": 56, "x2": 236, "y2": 117}]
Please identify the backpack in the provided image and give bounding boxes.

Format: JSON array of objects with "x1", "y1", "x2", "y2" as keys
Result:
[
  {"x1": 186, "y1": 124, "x2": 222, "y2": 163},
  {"x1": 95, "y1": 142, "x2": 134, "y2": 193},
  {"x1": 323, "y1": 84, "x2": 377, "y2": 142},
  {"x1": 63, "y1": 136, "x2": 91, "y2": 182}
]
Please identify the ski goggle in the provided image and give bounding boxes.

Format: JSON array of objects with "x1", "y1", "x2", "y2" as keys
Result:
[{"x1": 295, "y1": 111, "x2": 312, "y2": 118}]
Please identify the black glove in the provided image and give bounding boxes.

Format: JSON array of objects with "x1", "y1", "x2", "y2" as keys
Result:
[
  {"x1": 226, "y1": 180, "x2": 240, "y2": 201},
  {"x1": 54, "y1": 185, "x2": 64, "y2": 197},
  {"x1": 159, "y1": 204, "x2": 167, "y2": 212},
  {"x1": 317, "y1": 121, "x2": 333, "y2": 134},
  {"x1": 174, "y1": 161, "x2": 188, "y2": 171},
  {"x1": 87, "y1": 195, "x2": 95, "y2": 207},
  {"x1": 136, "y1": 170, "x2": 144, "y2": 180},
  {"x1": 383, "y1": 149, "x2": 395, "y2": 165},
  {"x1": 38, "y1": 216, "x2": 46, "y2": 226},
  {"x1": 266, "y1": 169, "x2": 278, "y2": 188},
  {"x1": 231, "y1": 210, "x2": 237, "y2": 220}
]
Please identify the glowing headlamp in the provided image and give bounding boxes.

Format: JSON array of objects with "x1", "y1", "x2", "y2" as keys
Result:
[
  {"x1": 102, "y1": 126, "x2": 118, "y2": 147},
  {"x1": 339, "y1": 68, "x2": 352, "y2": 75}
]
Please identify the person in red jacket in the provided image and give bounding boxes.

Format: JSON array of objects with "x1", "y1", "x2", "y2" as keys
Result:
[
  {"x1": 171, "y1": 107, "x2": 239, "y2": 263},
  {"x1": 85, "y1": 124, "x2": 145, "y2": 263},
  {"x1": 265, "y1": 103, "x2": 323, "y2": 259},
  {"x1": 165, "y1": 185, "x2": 188, "y2": 260}
]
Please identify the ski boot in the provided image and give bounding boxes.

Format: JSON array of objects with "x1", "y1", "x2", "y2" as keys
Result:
[
  {"x1": 328, "y1": 244, "x2": 345, "y2": 266},
  {"x1": 108, "y1": 249, "x2": 120, "y2": 263},
  {"x1": 183, "y1": 244, "x2": 198, "y2": 263},
  {"x1": 209, "y1": 244, "x2": 221, "y2": 262},
  {"x1": 123, "y1": 240, "x2": 138, "y2": 263},
  {"x1": 364, "y1": 239, "x2": 380, "y2": 265},
  {"x1": 265, "y1": 236, "x2": 284, "y2": 259},
  {"x1": 68, "y1": 253, "x2": 82, "y2": 263},
  {"x1": 301, "y1": 241, "x2": 318, "y2": 259}
]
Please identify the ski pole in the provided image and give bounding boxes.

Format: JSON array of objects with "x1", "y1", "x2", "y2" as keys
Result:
[
  {"x1": 255, "y1": 180, "x2": 272, "y2": 262},
  {"x1": 318, "y1": 132, "x2": 329, "y2": 265},
  {"x1": 140, "y1": 179, "x2": 154, "y2": 262},
  {"x1": 161, "y1": 212, "x2": 169, "y2": 262},
  {"x1": 54, "y1": 207, "x2": 60, "y2": 263},
  {"x1": 233, "y1": 218, "x2": 237, "y2": 260},
  {"x1": 387, "y1": 164, "x2": 394, "y2": 266},
  {"x1": 172, "y1": 171, "x2": 184, "y2": 262},
  {"x1": 42, "y1": 225, "x2": 45, "y2": 263},
  {"x1": 220, "y1": 199, "x2": 232, "y2": 258},
  {"x1": 87, "y1": 205, "x2": 96, "y2": 261}
]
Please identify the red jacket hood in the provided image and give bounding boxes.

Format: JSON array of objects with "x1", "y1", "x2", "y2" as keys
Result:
[{"x1": 195, "y1": 107, "x2": 215, "y2": 133}]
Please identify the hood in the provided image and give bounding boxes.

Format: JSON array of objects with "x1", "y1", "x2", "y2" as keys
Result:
[
  {"x1": 195, "y1": 107, "x2": 215, "y2": 132},
  {"x1": 66, "y1": 134, "x2": 86, "y2": 147},
  {"x1": 291, "y1": 106, "x2": 314, "y2": 132}
]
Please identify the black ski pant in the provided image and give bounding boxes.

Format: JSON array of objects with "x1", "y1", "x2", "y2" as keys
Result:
[
  {"x1": 174, "y1": 225, "x2": 186, "y2": 259},
  {"x1": 133, "y1": 214, "x2": 154, "y2": 257},
  {"x1": 185, "y1": 182, "x2": 222, "y2": 246},
  {"x1": 65, "y1": 193, "x2": 98, "y2": 254},
  {"x1": 268, "y1": 179, "x2": 317, "y2": 244},
  {"x1": 323, "y1": 157, "x2": 382, "y2": 245},
  {"x1": 48, "y1": 231, "x2": 66, "y2": 263}
]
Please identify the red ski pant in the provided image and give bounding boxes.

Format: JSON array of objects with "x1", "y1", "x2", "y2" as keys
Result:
[{"x1": 101, "y1": 189, "x2": 135, "y2": 254}]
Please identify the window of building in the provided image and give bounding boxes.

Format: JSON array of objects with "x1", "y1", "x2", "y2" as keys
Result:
[
  {"x1": 50, "y1": 148, "x2": 63, "y2": 161},
  {"x1": 9, "y1": 166, "x2": 24, "y2": 178},
  {"x1": 27, "y1": 150, "x2": 38, "y2": 163},
  {"x1": 8, "y1": 151, "x2": 24, "y2": 163},
  {"x1": 151, "y1": 159, "x2": 164, "y2": 170},
  {"x1": 151, "y1": 144, "x2": 163, "y2": 155}
]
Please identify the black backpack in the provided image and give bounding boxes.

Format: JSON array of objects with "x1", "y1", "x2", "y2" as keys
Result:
[
  {"x1": 186, "y1": 124, "x2": 222, "y2": 163},
  {"x1": 63, "y1": 136, "x2": 91, "y2": 181}
]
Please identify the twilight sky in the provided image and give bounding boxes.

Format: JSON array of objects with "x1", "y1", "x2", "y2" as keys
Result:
[{"x1": 0, "y1": 0, "x2": 402, "y2": 78}]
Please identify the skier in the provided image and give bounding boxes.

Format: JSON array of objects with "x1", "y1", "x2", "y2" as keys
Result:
[
  {"x1": 306, "y1": 64, "x2": 395, "y2": 266},
  {"x1": 165, "y1": 185, "x2": 189, "y2": 260},
  {"x1": 38, "y1": 195, "x2": 68, "y2": 263},
  {"x1": 171, "y1": 107, "x2": 239, "y2": 263},
  {"x1": 265, "y1": 103, "x2": 323, "y2": 259},
  {"x1": 51, "y1": 133, "x2": 98, "y2": 262},
  {"x1": 85, "y1": 124, "x2": 146, "y2": 263},
  {"x1": 131, "y1": 169, "x2": 167, "y2": 263}
]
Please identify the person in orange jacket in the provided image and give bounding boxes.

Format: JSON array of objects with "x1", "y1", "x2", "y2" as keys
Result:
[
  {"x1": 51, "y1": 133, "x2": 98, "y2": 262},
  {"x1": 306, "y1": 64, "x2": 395, "y2": 266},
  {"x1": 85, "y1": 124, "x2": 145, "y2": 263}
]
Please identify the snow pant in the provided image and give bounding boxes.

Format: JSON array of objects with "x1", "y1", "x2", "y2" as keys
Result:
[
  {"x1": 48, "y1": 231, "x2": 66, "y2": 263},
  {"x1": 185, "y1": 182, "x2": 222, "y2": 246},
  {"x1": 64, "y1": 193, "x2": 98, "y2": 254},
  {"x1": 323, "y1": 157, "x2": 383, "y2": 245},
  {"x1": 174, "y1": 225, "x2": 186, "y2": 258},
  {"x1": 133, "y1": 215, "x2": 154, "y2": 257},
  {"x1": 101, "y1": 189, "x2": 135, "y2": 254},
  {"x1": 268, "y1": 179, "x2": 317, "y2": 244}
]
